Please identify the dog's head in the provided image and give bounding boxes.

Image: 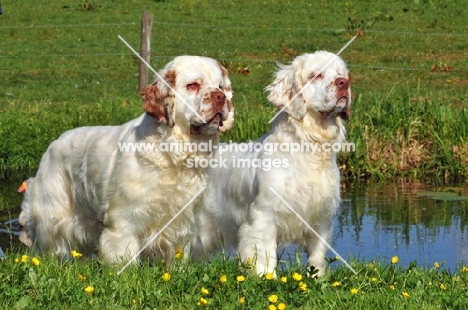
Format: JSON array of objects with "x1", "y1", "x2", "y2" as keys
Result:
[
  {"x1": 266, "y1": 51, "x2": 351, "y2": 121},
  {"x1": 140, "y1": 56, "x2": 234, "y2": 135}
]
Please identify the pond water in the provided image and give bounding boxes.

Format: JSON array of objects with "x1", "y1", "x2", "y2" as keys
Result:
[{"x1": 1, "y1": 178, "x2": 468, "y2": 271}]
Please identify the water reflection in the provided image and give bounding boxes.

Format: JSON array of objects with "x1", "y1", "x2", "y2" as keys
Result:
[
  {"x1": 1, "y1": 178, "x2": 468, "y2": 270},
  {"x1": 334, "y1": 180, "x2": 468, "y2": 270}
]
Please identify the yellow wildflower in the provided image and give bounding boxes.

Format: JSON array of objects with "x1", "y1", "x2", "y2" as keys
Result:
[
  {"x1": 246, "y1": 257, "x2": 252, "y2": 267},
  {"x1": 14, "y1": 258, "x2": 20, "y2": 263},
  {"x1": 265, "y1": 272, "x2": 274, "y2": 280},
  {"x1": 78, "y1": 274, "x2": 86, "y2": 281},
  {"x1": 237, "y1": 275, "x2": 246, "y2": 282},
  {"x1": 402, "y1": 291, "x2": 410, "y2": 298},
  {"x1": 269, "y1": 294, "x2": 278, "y2": 303},
  {"x1": 199, "y1": 297, "x2": 208, "y2": 305},
  {"x1": 278, "y1": 303, "x2": 286, "y2": 310},
  {"x1": 239, "y1": 296, "x2": 245, "y2": 304},
  {"x1": 390, "y1": 285, "x2": 395, "y2": 290},
  {"x1": 292, "y1": 272, "x2": 303, "y2": 281},
  {"x1": 371, "y1": 277, "x2": 377, "y2": 282},
  {"x1": 298, "y1": 281, "x2": 307, "y2": 291},
  {"x1": 440, "y1": 283, "x2": 446, "y2": 290},
  {"x1": 162, "y1": 272, "x2": 171, "y2": 281},
  {"x1": 434, "y1": 262, "x2": 440, "y2": 268},
  {"x1": 31, "y1": 257, "x2": 40, "y2": 266},
  {"x1": 461, "y1": 266, "x2": 468, "y2": 272},
  {"x1": 280, "y1": 276, "x2": 287, "y2": 283},
  {"x1": 332, "y1": 281, "x2": 341, "y2": 287},
  {"x1": 21, "y1": 255, "x2": 28, "y2": 263},
  {"x1": 350, "y1": 288, "x2": 358, "y2": 295},
  {"x1": 219, "y1": 274, "x2": 227, "y2": 283},
  {"x1": 269, "y1": 305, "x2": 277, "y2": 310},
  {"x1": 201, "y1": 287, "x2": 209, "y2": 296},
  {"x1": 391, "y1": 256, "x2": 399, "y2": 264},
  {"x1": 84, "y1": 286, "x2": 94, "y2": 294},
  {"x1": 71, "y1": 250, "x2": 82, "y2": 259},
  {"x1": 132, "y1": 299, "x2": 136, "y2": 305},
  {"x1": 175, "y1": 247, "x2": 184, "y2": 259}
]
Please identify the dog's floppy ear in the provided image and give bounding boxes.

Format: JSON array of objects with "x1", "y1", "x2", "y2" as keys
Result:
[
  {"x1": 140, "y1": 65, "x2": 176, "y2": 127},
  {"x1": 265, "y1": 62, "x2": 307, "y2": 120},
  {"x1": 217, "y1": 63, "x2": 235, "y2": 133}
]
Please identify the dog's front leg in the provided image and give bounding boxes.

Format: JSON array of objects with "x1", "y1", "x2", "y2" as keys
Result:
[
  {"x1": 99, "y1": 225, "x2": 140, "y2": 264},
  {"x1": 238, "y1": 208, "x2": 277, "y2": 276},
  {"x1": 305, "y1": 219, "x2": 333, "y2": 277}
]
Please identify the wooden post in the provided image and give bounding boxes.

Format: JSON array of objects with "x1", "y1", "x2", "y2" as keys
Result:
[{"x1": 139, "y1": 10, "x2": 153, "y2": 91}]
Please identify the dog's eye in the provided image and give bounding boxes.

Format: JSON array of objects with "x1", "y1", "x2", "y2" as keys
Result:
[
  {"x1": 219, "y1": 84, "x2": 223, "y2": 90},
  {"x1": 309, "y1": 73, "x2": 323, "y2": 81},
  {"x1": 186, "y1": 83, "x2": 199, "y2": 91}
]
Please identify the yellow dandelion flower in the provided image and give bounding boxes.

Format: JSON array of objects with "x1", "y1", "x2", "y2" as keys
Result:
[
  {"x1": 390, "y1": 285, "x2": 395, "y2": 290},
  {"x1": 239, "y1": 296, "x2": 245, "y2": 304},
  {"x1": 440, "y1": 283, "x2": 446, "y2": 290},
  {"x1": 219, "y1": 274, "x2": 227, "y2": 283},
  {"x1": 335, "y1": 256, "x2": 340, "y2": 261},
  {"x1": 298, "y1": 281, "x2": 307, "y2": 291},
  {"x1": 132, "y1": 299, "x2": 136, "y2": 305},
  {"x1": 246, "y1": 257, "x2": 252, "y2": 267},
  {"x1": 278, "y1": 303, "x2": 286, "y2": 310},
  {"x1": 265, "y1": 272, "x2": 274, "y2": 280},
  {"x1": 84, "y1": 286, "x2": 94, "y2": 294},
  {"x1": 292, "y1": 272, "x2": 303, "y2": 281},
  {"x1": 14, "y1": 258, "x2": 20, "y2": 263},
  {"x1": 175, "y1": 247, "x2": 184, "y2": 259},
  {"x1": 461, "y1": 266, "x2": 468, "y2": 272},
  {"x1": 269, "y1": 305, "x2": 277, "y2": 310},
  {"x1": 31, "y1": 257, "x2": 40, "y2": 266},
  {"x1": 332, "y1": 281, "x2": 341, "y2": 287},
  {"x1": 199, "y1": 297, "x2": 208, "y2": 305},
  {"x1": 237, "y1": 275, "x2": 246, "y2": 282},
  {"x1": 350, "y1": 288, "x2": 358, "y2": 295},
  {"x1": 109, "y1": 272, "x2": 113, "y2": 276},
  {"x1": 78, "y1": 274, "x2": 86, "y2": 281},
  {"x1": 269, "y1": 294, "x2": 278, "y2": 303},
  {"x1": 201, "y1": 287, "x2": 209, "y2": 296},
  {"x1": 21, "y1": 255, "x2": 28, "y2": 263},
  {"x1": 371, "y1": 277, "x2": 377, "y2": 282},
  {"x1": 401, "y1": 291, "x2": 409, "y2": 298},
  {"x1": 162, "y1": 272, "x2": 171, "y2": 281},
  {"x1": 71, "y1": 250, "x2": 82, "y2": 259},
  {"x1": 434, "y1": 262, "x2": 440, "y2": 268},
  {"x1": 391, "y1": 256, "x2": 399, "y2": 264},
  {"x1": 280, "y1": 276, "x2": 287, "y2": 283}
]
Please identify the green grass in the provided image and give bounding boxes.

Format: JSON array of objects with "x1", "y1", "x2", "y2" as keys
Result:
[
  {"x1": 1, "y1": 0, "x2": 468, "y2": 180},
  {"x1": 2, "y1": 250, "x2": 468, "y2": 309}
]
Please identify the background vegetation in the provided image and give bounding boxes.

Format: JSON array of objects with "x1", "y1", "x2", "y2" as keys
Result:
[{"x1": 1, "y1": 0, "x2": 468, "y2": 181}]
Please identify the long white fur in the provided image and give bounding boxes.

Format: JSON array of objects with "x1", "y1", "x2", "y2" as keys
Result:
[
  {"x1": 191, "y1": 51, "x2": 351, "y2": 276},
  {"x1": 19, "y1": 56, "x2": 234, "y2": 264}
]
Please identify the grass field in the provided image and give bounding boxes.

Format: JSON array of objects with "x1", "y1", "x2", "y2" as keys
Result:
[
  {"x1": 1, "y1": 0, "x2": 468, "y2": 181},
  {"x1": 2, "y1": 1, "x2": 468, "y2": 307},
  {"x1": 2, "y1": 250, "x2": 468, "y2": 309}
]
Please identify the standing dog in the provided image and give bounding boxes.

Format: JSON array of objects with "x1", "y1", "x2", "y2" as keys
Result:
[
  {"x1": 19, "y1": 56, "x2": 234, "y2": 264},
  {"x1": 192, "y1": 51, "x2": 351, "y2": 276}
]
